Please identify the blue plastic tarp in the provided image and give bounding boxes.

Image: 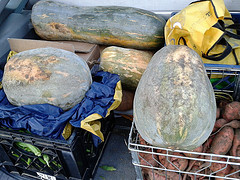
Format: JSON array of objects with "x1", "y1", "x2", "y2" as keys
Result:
[{"x1": 0, "y1": 70, "x2": 120, "y2": 146}]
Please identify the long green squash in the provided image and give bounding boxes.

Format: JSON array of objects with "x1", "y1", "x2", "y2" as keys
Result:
[
  {"x1": 134, "y1": 45, "x2": 216, "y2": 151},
  {"x1": 31, "y1": 0, "x2": 166, "y2": 50}
]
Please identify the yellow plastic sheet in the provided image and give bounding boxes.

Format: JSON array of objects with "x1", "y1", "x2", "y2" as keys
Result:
[{"x1": 80, "y1": 81, "x2": 122, "y2": 141}]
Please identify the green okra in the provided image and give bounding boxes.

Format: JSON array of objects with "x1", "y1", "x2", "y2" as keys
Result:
[{"x1": 15, "y1": 142, "x2": 41, "y2": 156}]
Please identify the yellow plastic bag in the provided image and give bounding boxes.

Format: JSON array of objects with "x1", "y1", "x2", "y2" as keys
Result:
[{"x1": 165, "y1": 0, "x2": 240, "y2": 65}]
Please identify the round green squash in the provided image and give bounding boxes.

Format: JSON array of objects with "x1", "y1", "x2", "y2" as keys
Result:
[
  {"x1": 134, "y1": 45, "x2": 216, "y2": 150},
  {"x1": 31, "y1": 0, "x2": 166, "y2": 50},
  {"x1": 100, "y1": 46, "x2": 153, "y2": 91},
  {"x1": 2, "y1": 47, "x2": 92, "y2": 110}
]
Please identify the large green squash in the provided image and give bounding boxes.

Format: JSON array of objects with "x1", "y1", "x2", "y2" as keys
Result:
[
  {"x1": 100, "y1": 46, "x2": 153, "y2": 91},
  {"x1": 134, "y1": 45, "x2": 216, "y2": 150},
  {"x1": 31, "y1": 0, "x2": 166, "y2": 50},
  {"x1": 2, "y1": 47, "x2": 92, "y2": 110}
]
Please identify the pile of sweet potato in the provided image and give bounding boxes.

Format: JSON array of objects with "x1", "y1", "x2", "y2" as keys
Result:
[{"x1": 138, "y1": 100, "x2": 240, "y2": 180}]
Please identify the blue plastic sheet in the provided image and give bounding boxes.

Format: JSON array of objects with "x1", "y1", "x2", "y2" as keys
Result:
[{"x1": 0, "y1": 70, "x2": 120, "y2": 146}]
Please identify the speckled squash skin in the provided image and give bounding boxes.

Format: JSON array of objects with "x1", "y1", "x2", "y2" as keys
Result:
[
  {"x1": 31, "y1": 0, "x2": 166, "y2": 50},
  {"x1": 134, "y1": 45, "x2": 216, "y2": 151},
  {"x1": 2, "y1": 47, "x2": 92, "y2": 110},
  {"x1": 100, "y1": 46, "x2": 153, "y2": 91}
]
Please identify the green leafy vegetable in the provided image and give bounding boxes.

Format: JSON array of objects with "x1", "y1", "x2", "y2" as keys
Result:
[
  {"x1": 86, "y1": 149, "x2": 91, "y2": 153},
  {"x1": 11, "y1": 151, "x2": 32, "y2": 166},
  {"x1": 27, "y1": 158, "x2": 32, "y2": 165},
  {"x1": 15, "y1": 142, "x2": 41, "y2": 156},
  {"x1": 43, "y1": 154, "x2": 50, "y2": 167},
  {"x1": 12, "y1": 152, "x2": 19, "y2": 158},
  {"x1": 12, "y1": 142, "x2": 62, "y2": 169},
  {"x1": 38, "y1": 157, "x2": 46, "y2": 165},
  {"x1": 52, "y1": 160, "x2": 62, "y2": 168},
  {"x1": 100, "y1": 165, "x2": 116, "y2": 171},
  {"x1": 100, "y1": 176, "x2": 106, "y2": 180}
]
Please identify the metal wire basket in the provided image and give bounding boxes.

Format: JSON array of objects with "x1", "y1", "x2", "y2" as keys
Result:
[
  {"x1": 205, "y1": 64, "x2": 240, "y2": 101},
  {"x1": 128, "y1": 64, "x2": 240, "y2": 180},
  {"x1": 128, "y1": 122, "x2": 240, "y2": 180}
]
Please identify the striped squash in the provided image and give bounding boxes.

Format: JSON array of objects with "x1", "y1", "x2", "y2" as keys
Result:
[
  {"x1": 2, "y1": 47, "x2": 92, "y2": 110},
  {"x1": 100, "y1": 46, "x2": 153, "y2": 91},
  {"x1": 31, "y1": 0, "x2": 166, "y2": 50}
]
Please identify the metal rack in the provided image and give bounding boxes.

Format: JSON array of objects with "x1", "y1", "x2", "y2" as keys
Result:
[
  {"x1": 128, "y1": 64, "x2": 240, "y2": 180},
  {"x1": 128, "y1": 122, "x2": 240, "y2": 180},
  {"x1": 205, "y1": 64, "x2": 240, "y2": 94}
]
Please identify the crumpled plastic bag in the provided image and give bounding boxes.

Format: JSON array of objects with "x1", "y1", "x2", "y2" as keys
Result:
[{"x1": 0, "y1": 70, "x2": 122, "y2": 146}]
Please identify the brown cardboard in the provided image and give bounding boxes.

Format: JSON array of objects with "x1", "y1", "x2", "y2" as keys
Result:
[
  {"x1": 8, "y1": 38, "x2": 100, "y2": 68},
  {"x1": 99, "y1": 45, "x2": 109, "y2": 54}
]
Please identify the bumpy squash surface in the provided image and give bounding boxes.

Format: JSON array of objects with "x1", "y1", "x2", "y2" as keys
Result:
[
  {"x1": 134, "y1": 45, "x2": 216, "y2": 150},
  {"x1": 100, "y1": 46, "x2": 153, "y2": 91},
  {"x1": 2, "y1": 47, "x2": 92, "y2": 110},
  {"x1": 31, "y1": 0, "x2": 166, "y2": 50}
]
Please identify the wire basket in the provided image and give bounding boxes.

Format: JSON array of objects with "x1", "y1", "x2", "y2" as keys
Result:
[
  {"x1": 128, "y1": 122, "x2": 240, "y2": 180},
  {"x1": 128, "y1": 64, "x2": 240, "y2": 180},
  {"x1": 205, "y1": 64, "x2": 240, "y2": 101}
]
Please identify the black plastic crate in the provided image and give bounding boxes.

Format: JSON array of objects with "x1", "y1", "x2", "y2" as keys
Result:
[{"x1": 0, "y1": 112, "x2": 115, "y2": 180}]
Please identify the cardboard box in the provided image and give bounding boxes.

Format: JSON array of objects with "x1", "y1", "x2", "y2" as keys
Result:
[{"x1": 8, "y1": 38, "x2": 100, "y2": 69}]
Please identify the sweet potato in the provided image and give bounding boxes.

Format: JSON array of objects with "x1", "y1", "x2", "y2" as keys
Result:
[
  {"x1": 144, "y1": 169, "x2": 182, "y2": 180},
  {"x1": 139, "y1": 137, "x2": 158, "y2": 170},
  {"x1": 230, "y1": 146, "x2": 240, "y2": 171},
  {"x1": 143, "y1": 169, "x2": 161, "y2": 180},
  {"x1": 216, "y1": 107, "x2": 221, "y2": 119},
  {"x1": 228, "y1": 168, "x2": 240, "y2": 178},
  {"x1": 139, "y1": 135, "x2": 148, "y2": 146},
  {"x1": 156, "y1": 149, "x2": 167, "y2": 167},
  {"x1": 222, "y1": 101, "x2": 240, "y2": 121},
  {"x1": 212, "y1": 119, "x2": 228, "y2": 133},
  {"x1": 224, "y1": 120, "x2": 240, "y2": 129},
  {"x1": 140, "y1": 153, "x2": 159, "y2": 180},
  {"x1": 139, "y1": 152, "x2": 158, "y2": 168},
  {"x1": 184, "y1": 158, "x2": 205, "y2": 180},
  {"x1": 215, "y1": 167, "x2": 232, "y2": 180},
  {"x1": 183, "y1": 145, "x2": 203, "y2": 158},
  {"x1": 139, "y1": 136, "x2": 158, "y2": 169},
  {"x1": 202, "y1": 134, "x2": 215, "y2": 153},
  {"x1": 187, "y1": 165, "x2": 205, "y2": 180},
  {"x1": 157, "y1": 150, "x2": 170, "y2": 170},
  {"x1": 157, "y1": 150, "x2": 188, "y2": 171},
  {"x1": 168, "y1": 152, "x2": 188, "y2": 171},
  {"x1": 183, "y1": 160, "x2": 197, "y2": 180},
  {"x1": 210, "y1": 158, "x2": 231, "y2": 177},
  {"x1": 230, "y1": 128, "x2": 240, "y2": 157},
  {"x1": 212, "y1": 120, "x2": 240, "y2": 136},
  {"x1": 210, "y1": 126, "x2": 234, "y2": 156},
  {"x1": 138, "y1": 135, "x2": 152, "y2": 152},
  {"x1": 203, "y1": 128, "x2": 233, "y2": 174},
  {"x1": 237, "y1": 146, "x2": 240, "y2": 156}
]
